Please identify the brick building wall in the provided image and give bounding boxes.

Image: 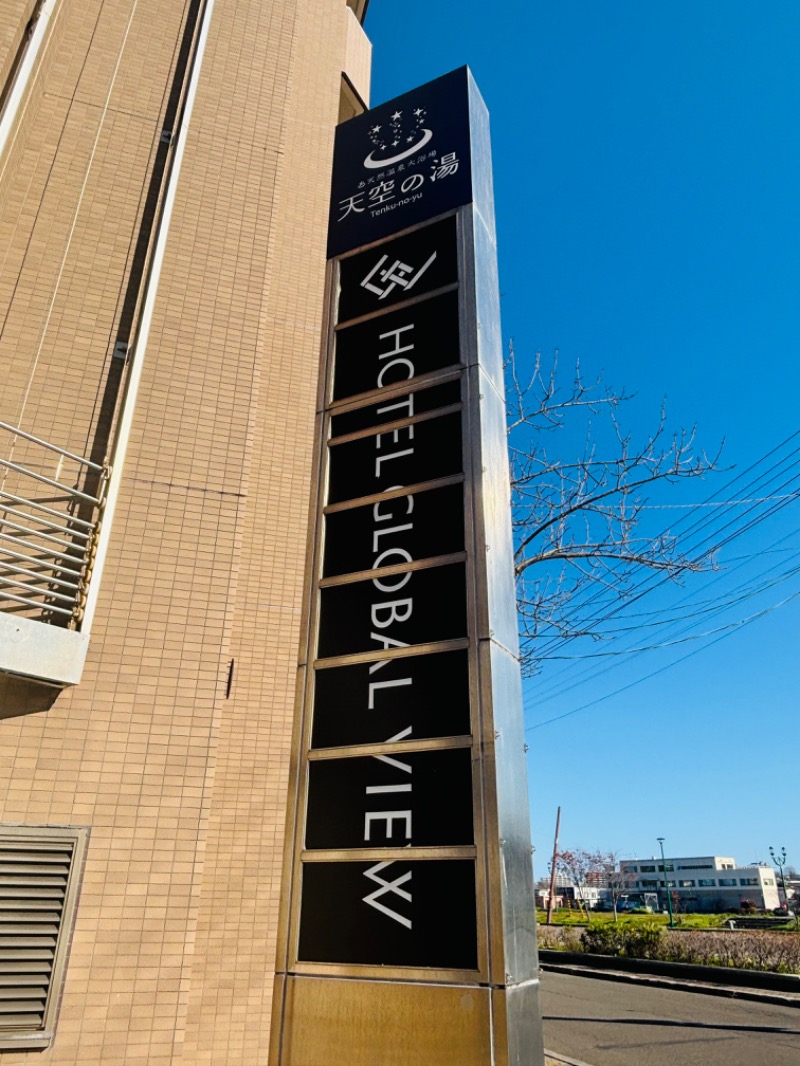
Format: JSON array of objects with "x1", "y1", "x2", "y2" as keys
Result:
[{"x1": 0, "y1": 1, "x2": 370, "y2": 1061}]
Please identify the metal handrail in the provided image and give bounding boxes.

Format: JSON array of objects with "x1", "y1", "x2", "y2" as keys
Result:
[
  {"x1": 0, "y1": 560, "x2": 82, "y2": 592},
  {"x1": 0, "y1": 419, "x2": 104, "y2": 472},
  {"x1": 0, "y1": 543, "x2": 83, "y2": 577},
  {"x1": 0, "y1": 422, "x2": 108, "y2": 625},
  {"x1": 0, "y1": 501, "x2": 91, "y2": 541},
  {"x1": 0, "y1": 514, "x2": 88, "y2": 552},
  {"x1": 0, "y1": 574, "x2": 75, "y2": 605},
  {"x1": 0, "y1": 457, "x2": 102, "y2": 504},
  {"x1": 0, "y1": 528, "x2": 86, "y2": 566},
  {"x1": 0, "y1": 587, "x2": 73, "y2": 617},
  {"x1": 0, "y1": 491, "x2": 95, "y2": 529}
]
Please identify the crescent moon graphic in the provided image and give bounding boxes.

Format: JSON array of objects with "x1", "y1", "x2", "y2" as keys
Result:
[{"x1": 363, "y1": 128, "x2": 433, "y2": 169}]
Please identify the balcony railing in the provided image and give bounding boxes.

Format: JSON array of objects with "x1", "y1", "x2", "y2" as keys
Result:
[{"x1": 0, "y1": 420, "x2": 108, "y2": 628}]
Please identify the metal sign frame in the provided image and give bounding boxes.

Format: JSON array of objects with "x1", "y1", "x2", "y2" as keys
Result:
[{"x1": 271, "y1": 68, "x2": 544, "y2": 1066}]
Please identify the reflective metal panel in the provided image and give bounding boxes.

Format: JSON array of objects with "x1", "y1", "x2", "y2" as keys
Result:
[{"x1": 281, "y1": 977, "x2": 492, "y2": 1066}]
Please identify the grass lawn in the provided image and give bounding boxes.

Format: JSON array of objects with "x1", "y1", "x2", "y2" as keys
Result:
[{"x1": 535, "y1": 909, "x2": 748, "y2": 930}]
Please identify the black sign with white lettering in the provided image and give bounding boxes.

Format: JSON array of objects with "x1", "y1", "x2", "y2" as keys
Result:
[
  {"x1": 298, "y1": 860, "x2": 478, "y2": 969},
  {"x1": 333, "y1": 289, "x2": 460, "y2": 403},
  {"x1": 305, "y1": 748, "x2": 473, "y2": 850},
  {"x1": 311, "y1": 649, "x2": 471, "y2": 749},
  {"x1": 317, "y1": 562, "x2": 467, "y2": 660},
  {"x1": 327, "y1": 67, "x2": 472, "y2": 259},
  {"x1": 337, "y1": 216, "x2": 458, "y2": 323},
  {"x1": 327, "y1": 410, "x2": 462, "y2": 506},
  {"x1": 293, "y1": 73, "x2": 488, "y2": 976},
  {"x1": 330, "y1": 379, "x2": 461, "y2": 438},
  {"x1": 323, "y1": 482, "x2": 464, "y2": 578}
]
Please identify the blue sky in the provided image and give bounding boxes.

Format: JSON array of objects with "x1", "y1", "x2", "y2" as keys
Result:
[{"x1": 366, "y1": 1, "x2": 800, "y2": 871}]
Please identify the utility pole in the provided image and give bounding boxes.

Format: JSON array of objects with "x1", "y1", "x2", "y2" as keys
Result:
[
  {"x1": 657, "y1": 836, "x2": 675, "y2": 929},
  {"x1": 546, "y1": 806, "x2": 561, "y2": 925}
]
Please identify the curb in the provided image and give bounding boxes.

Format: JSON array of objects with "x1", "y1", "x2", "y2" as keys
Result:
[
  {"x1": 540, "y1": 960, "x2": 800, "y2": 1009},
  {"x1": 545, "y1": 1053, "x2": 594, "y2": 1066},
  {"x1": 538, "y1": 949, "x2": 800, "y2": 994}
]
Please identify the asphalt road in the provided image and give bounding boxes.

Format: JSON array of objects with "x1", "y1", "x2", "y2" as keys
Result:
[{"x1": 542, "y1": 971, "x2": 800, "y2": 1066}]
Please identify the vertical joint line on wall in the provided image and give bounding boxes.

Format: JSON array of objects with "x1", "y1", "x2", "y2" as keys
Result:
[{"x1": 79, "y1": 0, "x2": 218, "y2": 635}]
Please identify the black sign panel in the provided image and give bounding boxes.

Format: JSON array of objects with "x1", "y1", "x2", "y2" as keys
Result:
[
  {"x1": 311, "y1": 649, "x2": 470, "y2": 749},
  {"x1": 331, "y1": 379, "x2": 461, "y2": 438},
  {"x1": 305, "y1": 748, "x2": 473, "y2": 850},
  {"x1": 293, "y1": 70, "x2": 491, "y2": 978},
  {"x1": 327, "y1": 410, "x2": 462, "y2": 506},
  {"x1": 323, "y1": 482, "x2": 464, "y2": 579},
  {"x1": 317, "y1": 563, "x2": 467, "y2": 660},
  {"x1": 327, "y1": 67, "x2": 473, "y2": 259},
  {"x1": 337, "y1": 217, "x2": 458, "y2": 324},
  {"x1": 298, "y1": 860, "x2": 478, "y2": 969},
  {"x1": 333, "y1": 290, "x2": 460, "y2": 404}
]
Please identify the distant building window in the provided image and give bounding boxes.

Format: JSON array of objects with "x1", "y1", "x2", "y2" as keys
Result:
[
  {"x1": 718, "y1": 878, "x2": 737, "y2": 887},
  {"x1": 665, "y1": 881, "x2": 676, "y2": 889},
  {"x1": 640, "y1": 879, "x2": 659, "y2": 888},
  {"x1": 739, "y1": 878, "x2": 758, "y2": 886},
  {"x1": 679, "y1": 880, "x2": 695, "y2": 888},
  {"x1": 657, "y1": 864, "x2": 674, "y2": 873},
  {"x1": 697, "y1": 879, "x2": 716, "y2": 887},
  {"x1": 640, "y1": 865, "x2": 656, "y2": 873},
  {"x1": 676, "y1": 864, "x2": 713, "y2": 871},
  {"x1": 0, "y1": 825, "x2": 89, "y2": 1052}
]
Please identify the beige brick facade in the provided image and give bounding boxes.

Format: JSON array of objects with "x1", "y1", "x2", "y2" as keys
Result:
[{"x1": 0, "y1": 1, "x2": 370, "y2": 1061}]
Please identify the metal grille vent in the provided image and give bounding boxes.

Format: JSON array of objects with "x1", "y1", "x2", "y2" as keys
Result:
[{"x1": 0, "y1": 827, "x2": 87, "y2": 1051}]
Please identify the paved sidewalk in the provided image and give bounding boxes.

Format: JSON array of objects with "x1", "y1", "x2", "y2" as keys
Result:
[
  {"x1": 541, "y1": 969, "x2": 800, "y2": 1066},
  {"x1": 540, "y1": 959, "x2": 800, "y2": 1009}
]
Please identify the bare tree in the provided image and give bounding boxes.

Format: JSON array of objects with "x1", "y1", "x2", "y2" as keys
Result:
[
  {"x1": 556, "y1": 848, "x2": 597, "y2": 921},
  {"x1": 585, "y1": 849, "x2": 633, "y2": 921},
  {"x1": 506, "y1": 347, "x2": 721, "y2": 673}
]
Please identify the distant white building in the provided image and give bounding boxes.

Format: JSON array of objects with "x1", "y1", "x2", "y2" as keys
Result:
[
  {"x1": 536, "y1": 872, "x2": 603, "y2": 911},
  {"x1": 619, "y1": 855, "x2": 780, "y2": 913}
]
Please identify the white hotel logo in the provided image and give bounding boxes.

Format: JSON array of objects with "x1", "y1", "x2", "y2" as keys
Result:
[{"x1": 364, "y1": 106, "x2": 433, "y2": 168}]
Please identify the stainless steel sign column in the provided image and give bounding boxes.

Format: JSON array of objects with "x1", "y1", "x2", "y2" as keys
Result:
[{"x1": 271, "y1": 68, "x2": 545, "y2": 1066}]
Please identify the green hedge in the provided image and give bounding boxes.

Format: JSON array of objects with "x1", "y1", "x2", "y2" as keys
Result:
[{"x1": 580, "y1": 921, "x2": 663, "y2": 959}]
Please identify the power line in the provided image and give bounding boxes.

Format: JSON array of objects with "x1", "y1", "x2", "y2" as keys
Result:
[
  {"x1": 524, "y1": 529, "x2": 800, "y2": 707},
  {"x1": 520, "y1": 437, "x2": 800, "y2": 708},
  {"x1": 519, "y1": 436, "x2": 800, "y2": 675},
  {"x1": 525, "y1": 586, "x2": 800, "y2": 732}
]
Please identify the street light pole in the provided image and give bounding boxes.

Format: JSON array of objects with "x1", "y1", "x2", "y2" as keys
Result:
[
  {"x1": 657, "y1": 837, "x2": 675, "y2": 929},
  {"x1": 769, "y1": 845, "x2": 796, "y2": 928}
]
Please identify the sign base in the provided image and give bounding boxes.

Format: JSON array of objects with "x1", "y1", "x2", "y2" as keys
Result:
[{"x1": 271, "y1": 974, "x2": 544, "y2": 1066}]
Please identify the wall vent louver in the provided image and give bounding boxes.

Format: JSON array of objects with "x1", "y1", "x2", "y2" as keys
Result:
[{"x1": 0, "y1": 827, "x2": 88, "y2": 1051}]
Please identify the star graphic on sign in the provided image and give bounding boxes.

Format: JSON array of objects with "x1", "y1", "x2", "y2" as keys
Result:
[
  {"x1": 391, "y1": 110, "x2": 402, "y2": 121},
  {"x1": 370, "y1": 125, "x2": 382, "y2": 134},
  {"x1": 392, "y1": 139, "x2": 399, "y2": 146},
  {"x1": 406, "y1": 136, "x2": 415, "y2": 143},
  {"x1": 413, "y1": 108, "x2": 425, "y2": 117}
]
